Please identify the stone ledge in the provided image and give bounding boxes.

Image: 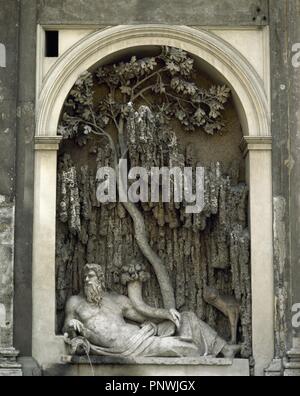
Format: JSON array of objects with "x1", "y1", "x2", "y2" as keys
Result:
[
  {"x1": 42, "y1": 356, "x2": 251, "y2": 376},
  {"x1": 0, "y1": 362, "x2": 22, "y2": 369},
  {"x1": 0, "y1": 347, "x2": 19, "y2": 359},
  {"x1": 34, "y1": 136, "x2": 62, "y2": 151},
  {"x1": 62, "y1": 355, "x2": 235, "y2": 366},
  {"x1": 44, "y1": 357, "x2": 249, "y2": 376},
  {"x1": 0, "y1": 369, "x2": 22, "y2": 377},
  {"x1": 240, "y1": 136, "x2": 272, "y2": 157}
]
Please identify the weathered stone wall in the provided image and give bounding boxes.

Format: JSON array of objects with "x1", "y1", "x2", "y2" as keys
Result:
[
  {"x1": 267, "y1": 0, "x2": 300, "y2": 376},
  {"x1": 0, "y1": 198, "x2": 14, "y2": 348},
  {"x1": 288, "y1": 0, "x2": 300, "y2": 343},
  {"x1": 0, "y1": 1, "x2": 18, "y2": 201},
  {"x1": 0, "y1": 0, "x2": 18, "y2": 351},
  {"x1": 0, "y1": 3, "x2": 22, "y2": 371},
  {"x1": 13, "y1": 0, "x2": 37, "y2": 357},
  {"x1": 269, "y1": 0, "x2": 300, "y2": 361},
  {"x1": 37, "y1": 0, "x2": 269, "y2": 26}
]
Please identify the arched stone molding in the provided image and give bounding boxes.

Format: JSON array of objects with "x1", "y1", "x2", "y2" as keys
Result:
[
  {"x1": 33, "y1": 25, "x2": 273, "y2": 376},
  {"x1": 36, "y1": 25, "x2": 270, "y2": 138}
]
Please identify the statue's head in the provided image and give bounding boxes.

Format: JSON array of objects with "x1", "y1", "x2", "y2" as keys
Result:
[{"x1": 83, "y1": 264, "x2": 106, "y2": 306}]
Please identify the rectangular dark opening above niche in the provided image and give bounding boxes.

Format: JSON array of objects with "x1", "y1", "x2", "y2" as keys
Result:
[{"x1": 45, "y1": 30, "x2": 59, "y2": 57}]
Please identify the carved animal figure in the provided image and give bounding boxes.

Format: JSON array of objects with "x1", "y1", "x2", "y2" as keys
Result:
[{"x1": 203, "y1": 286, "x2": 240, "y2": 344}]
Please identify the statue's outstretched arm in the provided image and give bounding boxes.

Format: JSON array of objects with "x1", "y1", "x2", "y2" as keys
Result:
[
  {"x1": 127, "y1": 280, "x2": 178, "y2": 326},
  {"x1": 115, "y1": 294, "x2": 147, "y2": 323},
  {"x1": 123, "y1": 305, "x2": 148, "y2": 324}
]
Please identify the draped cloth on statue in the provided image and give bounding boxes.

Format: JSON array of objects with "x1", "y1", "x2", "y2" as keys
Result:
[
  {"x1": 89, "y1": 324, "x2": 157, "y2": 357},
  {"x1": 71, "y1": 312, "x2": 226, "y2": 358},
  {"x1": 179, "y1": 312, "x2": 226, "y2": 356}
]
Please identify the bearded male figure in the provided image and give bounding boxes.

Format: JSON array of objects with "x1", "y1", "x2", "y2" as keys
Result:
[{"x1": 63, "y1": 264, "x2": 240, "y2": 358}]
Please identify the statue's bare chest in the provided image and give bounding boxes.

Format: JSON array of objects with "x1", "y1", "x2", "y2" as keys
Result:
[{"x1": 75, "y1": 299, "x2": 122, "y2": 324}]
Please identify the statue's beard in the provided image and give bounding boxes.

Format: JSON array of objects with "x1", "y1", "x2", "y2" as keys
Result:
[{"x1": 84, "y1": 281, "x2": 104, "y2": 306}]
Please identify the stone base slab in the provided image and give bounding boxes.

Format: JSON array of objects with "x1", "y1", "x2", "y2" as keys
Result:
[
  {"x1": 18, "y1": 357, "x2": 42, "y2": 376},
  {"x1": 0, "y1": 348, "x2": 22, "y2": 376},
  {"x1": 284, "y1": 339, "x2": 300, "y2": 376},
  {"x1": 284, "y1": 369, "x2": 300, "y2": 376},
  {"x1": 264, "y1": 359, "x2": 283, "y2": 376},
  {"x1": 44, "y1": 357, "x2": 249, "y2": 376},
  {"x1": 0, "y1": 368, "x2": 22, "y2": 376}
]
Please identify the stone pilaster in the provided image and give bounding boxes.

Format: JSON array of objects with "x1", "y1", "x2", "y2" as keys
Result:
[
  {"x1": 284, "y1": 339, "x2": 300, "y2": 376},
  {"x1": 0, "y1": 0, "x2": 22, "y2": 375},
  {"x1": 269, "y1": 0, "x2": 300, "y2": 376},
  {"x1": 286, "y1": 0, "x2": 300, "y2": 375},
  {"x1": 0, "y1": 198, "x2": 21, "y2": 376},
  {"x1": 240, "y1": 136, "x2": 274, "y2": 376},
  {"x1": 32, "y1": 136, "x2": 66, "y2": 367}
]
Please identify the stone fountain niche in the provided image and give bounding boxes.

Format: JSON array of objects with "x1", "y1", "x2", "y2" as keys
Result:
[
  {"x1": 54, "y1": 44, "x2": 250, "y2": 375},
  {"x1": 33, "y1": 26, "x2": 273, "y2": 376}
]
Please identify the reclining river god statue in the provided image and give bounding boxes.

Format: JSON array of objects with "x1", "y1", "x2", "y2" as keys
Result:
[{"x1": 63, "y1": 263, "x2": 240, "y2": 359}]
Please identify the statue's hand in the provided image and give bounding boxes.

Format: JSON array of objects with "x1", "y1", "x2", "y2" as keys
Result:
[
  {"x1": 68, "y1": 319, "x2": 85, "y2": 335},
  {"x1": 141, "y1": 321, "x2": 158, "y2": 335},
  {"x1": 169, "y1": 309, "x2": 181, "y2": 329}
]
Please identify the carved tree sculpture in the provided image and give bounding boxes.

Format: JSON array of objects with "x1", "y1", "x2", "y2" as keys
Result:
[{"x1": 58, "y1": 47, "x2": 231, "y2": 310}]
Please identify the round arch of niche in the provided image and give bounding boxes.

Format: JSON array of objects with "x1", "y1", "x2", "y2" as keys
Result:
[{"x1": 33, "y1": 25, "x2": 273, "y2": 376}]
